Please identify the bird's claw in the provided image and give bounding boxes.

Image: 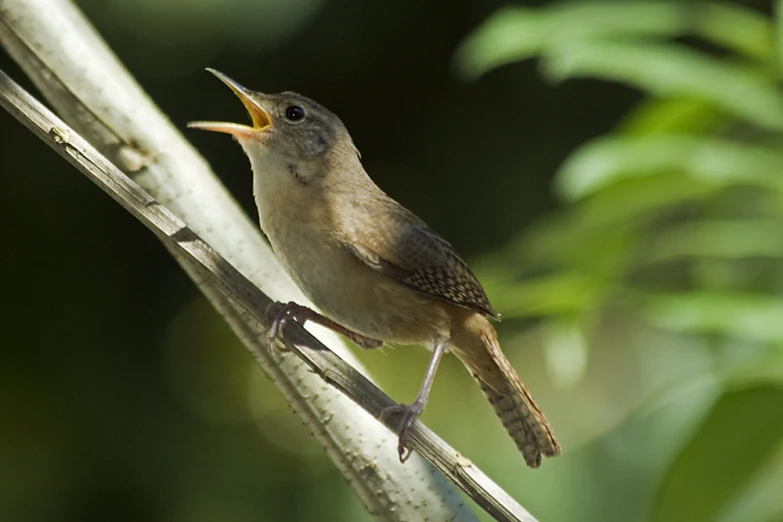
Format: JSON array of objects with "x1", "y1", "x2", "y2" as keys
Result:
[
  {"x1": 267, "y1": 301, "x2": 383, "y2": 351},
  {"x1": 267, "y1": 301, "x2": 301, "y2": 351},
  {"x1": 381, "y1": 402, "x2": 424, "y2": 462},
  {"x1": 350, "y1": 335, "x2": 384, "y2": 350}
]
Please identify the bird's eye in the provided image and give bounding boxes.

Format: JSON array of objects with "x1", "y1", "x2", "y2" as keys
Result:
[{"x1": 285, "y1": 106, "x2": 305, "y2": 121}]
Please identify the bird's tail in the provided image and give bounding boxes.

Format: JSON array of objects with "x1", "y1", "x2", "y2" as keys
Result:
[{"x1": 450, "y1": 312, "x2": 561, "y2": 468}]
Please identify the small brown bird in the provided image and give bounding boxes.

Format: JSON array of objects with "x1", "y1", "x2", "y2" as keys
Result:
[{"x1": 189, "y1": 69, "x2": 561, "y2": 467}]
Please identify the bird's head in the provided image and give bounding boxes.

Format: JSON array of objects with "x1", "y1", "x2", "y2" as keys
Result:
[{"x1": 189, "y1": 69, "x2": 359, "y2": 187}]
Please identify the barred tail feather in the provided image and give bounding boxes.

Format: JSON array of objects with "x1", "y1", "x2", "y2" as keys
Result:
[{"x1": 451, "y1": 313, "x2": 561, "y2": 468}]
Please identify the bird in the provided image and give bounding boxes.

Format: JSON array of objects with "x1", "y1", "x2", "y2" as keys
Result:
[{"x1": 188, "y1": 69, "x2": 561, "y2": 467}]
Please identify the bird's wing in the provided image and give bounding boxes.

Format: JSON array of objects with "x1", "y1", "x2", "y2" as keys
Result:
[{"x1": 344, "y1": 205, "x2": 498, "y2": 318}]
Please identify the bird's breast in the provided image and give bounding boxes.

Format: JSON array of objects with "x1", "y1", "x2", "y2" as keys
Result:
[{"x1": 256, "y1": 199, "x2": 449, "y2": 344}]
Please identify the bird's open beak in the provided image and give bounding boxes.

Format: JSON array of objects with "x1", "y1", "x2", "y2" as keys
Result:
[{"x1": 188, "y1": 68, "x2": 272, "y2": 138}]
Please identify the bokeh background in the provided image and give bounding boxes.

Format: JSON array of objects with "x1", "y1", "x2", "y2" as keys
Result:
[{"x1": 2, "y1": 1, "x2": 783, "y2": 521}]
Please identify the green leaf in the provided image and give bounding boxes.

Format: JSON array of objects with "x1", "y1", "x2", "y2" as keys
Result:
[
  {"x1": 556, "y1": 135, "x2": 783, "y2": 200},
  {"x1": 543, "y1": 40, "x2": 783, "y2": 131},
  {"x1": 715, "y1": 444, "x2": 783, "y2": 522},
  {"x1": 619, "y1": 97, "x2": 729, "y2": 136},
  {"x1": 454, "y1": 1, "x2": 774, "y2": 80},
  {"x1": 692, "y1": 1, "x2": 775, "y2": 65},
  {"x1": 486, "y1": 175, "x2": 715, "y2": 284},
  {"x1": 555, "y1": 173, "x2": 714, "y2": 227},
  {"x1": 649, "y1": 385, "x2": 783, "y2": 522},
  {"x1": 455, "y1": 2, "x2": 679, "y2": 80},
  {"x1": 644, "y1": 292, "x2": 783, "y2": 343},
  {"x1": 648, "y1": 220, "x2": 783, "y2": 263},
  {"x1": 454, "y1": 6, "x2": 549, "y2": 80}
]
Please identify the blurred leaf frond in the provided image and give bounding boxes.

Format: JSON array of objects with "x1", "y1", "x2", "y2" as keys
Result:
[
  {"x1": 458, "y1": 0, "x2": 783, "y2": 343},
  {"x1": 458, "y1": 4, "x2": 783, "y2": 520}
]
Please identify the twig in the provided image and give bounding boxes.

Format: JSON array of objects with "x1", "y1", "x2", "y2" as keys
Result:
[{"x1": 0, "y1": 68, "x2": 540, "y2": 522}]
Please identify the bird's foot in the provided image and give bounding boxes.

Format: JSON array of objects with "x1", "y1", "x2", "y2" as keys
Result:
[
  {"x1": 381, "y1": 401, "x2": 424, "y2": 462},
  {"x1": 267, "y1": 301, "x2": 302, "y2": 351},
  {"x1": 266, "y1": 301, "x2": 383, "y2": 350}
]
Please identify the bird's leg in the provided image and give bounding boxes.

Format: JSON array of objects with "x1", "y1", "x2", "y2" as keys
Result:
[
  {"x1": 267, "y1": 301, "x2": 383, "y2": 350},
  {"x1": 381, "y1": 340, "x2": 448, "y2": 462}
]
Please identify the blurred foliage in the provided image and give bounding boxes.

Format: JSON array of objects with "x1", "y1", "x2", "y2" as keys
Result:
[
  {"x1": 2, "y1": 1, "x2": 783, "y2": 522},
  {"x1": 456, "y1": 1, "x2": 783, "y2": 521}
]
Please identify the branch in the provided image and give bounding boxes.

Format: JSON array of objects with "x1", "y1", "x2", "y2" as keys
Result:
[{"x1": 0, "y1": 1, "x2": 542, "y2": 520}]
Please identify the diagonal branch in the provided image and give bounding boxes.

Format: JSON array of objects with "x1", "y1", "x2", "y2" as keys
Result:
[{"x1": 0, "y1": 68, "x2": 540, "y2": 522}]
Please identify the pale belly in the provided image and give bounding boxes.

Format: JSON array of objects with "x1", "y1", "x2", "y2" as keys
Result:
[{"x1": 266, "y1": 221, "x2": 450, "y2": 344}]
